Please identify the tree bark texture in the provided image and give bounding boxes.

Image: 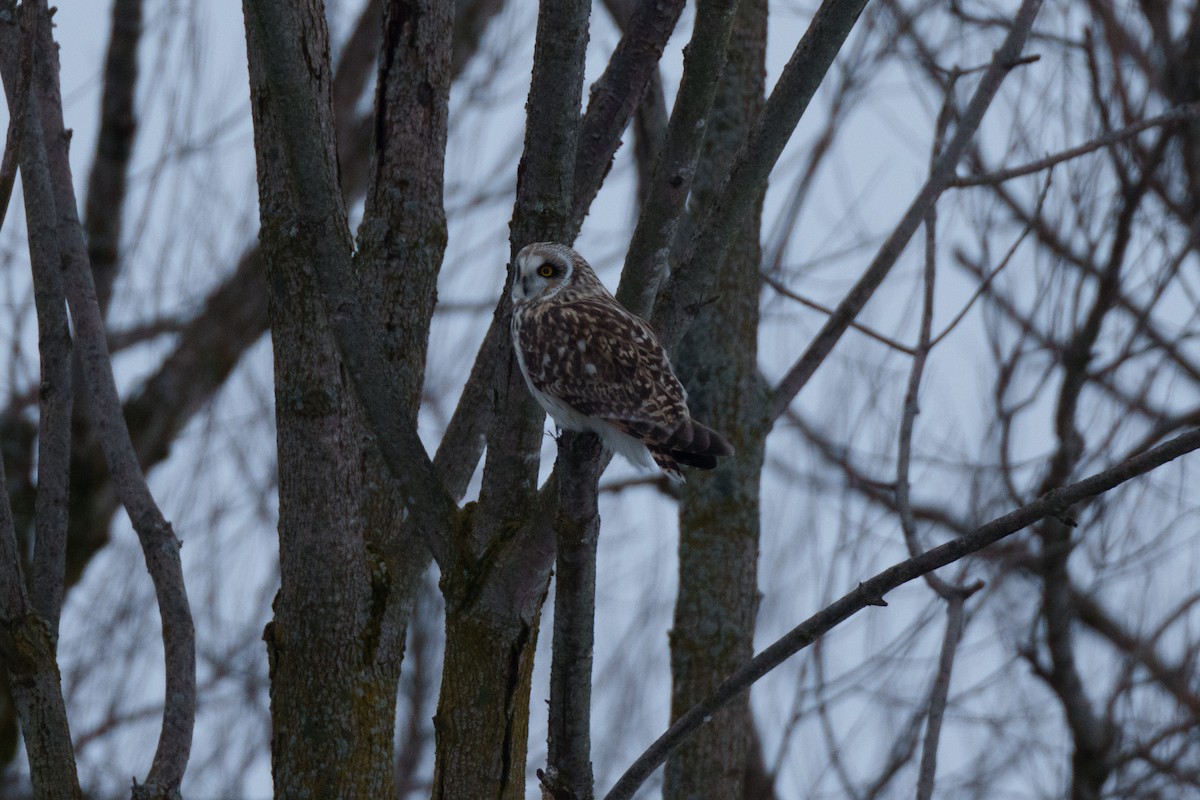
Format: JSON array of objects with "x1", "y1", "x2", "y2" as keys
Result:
[
  {"x1": 243, "y1": 0, "x2": 450, "y2": 794},
  {"x1": 0, "y1": 0, "x2": 503, "y2": 785},
  {"x1": 0, "y1": 18, "x2": 81, "y2": 792},
  {"x1": 665, "y1": 0, "x2": 768, "y2": 798},
  {"x1": 354, "y1": 0, "x2": 452, "y2": 628},
  {"x1": 1, "y1": 615, "x2": 81, "y2": 800},
  {"x1": 432, "y1": 600, "x2": 544, "y2": 800},
  {"x1": 246, "y1": 2, "x2": 386, "y2": 794},
  {"x1": 546, "y1": 432, "x2": 604, "y2": 800}
]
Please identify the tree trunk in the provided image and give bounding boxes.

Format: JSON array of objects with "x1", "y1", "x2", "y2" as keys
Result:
[
  {"x1": 257, "y1": 159, "x2": 407, "y2": 796},
  {"x1": 432, "y1": 603, "x2": 543, "y2": 800},
  {"x1": 261, "y1": 247, "x2": 408, "y2": 796},
  {"x1": 665, "y1": 0, "x2": 768, "y2": 797},
  {"x1": 243, "y1": 0, "x2": 444, "y2": 794}
]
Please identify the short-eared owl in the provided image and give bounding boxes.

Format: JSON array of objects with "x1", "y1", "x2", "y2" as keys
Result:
[{"x1": 510, "y1": 242, "x2": 733, "y2": 483}]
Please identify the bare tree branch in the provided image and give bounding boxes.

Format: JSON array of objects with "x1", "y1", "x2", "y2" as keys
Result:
[
  {"x1": 569, "y1": 0, "x2": 686, "y2": 236},
  {"x1": 323, "y1": 0, "x2": 381, "y2": 195},
  {"x1": 763, "y1": 272, "x2": 916, "y2": 355},
  {"x1": 84, "y1": 0, "x2": 143, "y2": 315},
  {"x1": 950, "y1": 102, "x2": 1200, "y2": 187},
  {"x1": 897, "y1": 109, "x2": 988, "y2": 798},
  {"x1": 1027, "y1": 131, "x2": 1171, "y2": 800},
  {"x1": 767, "y1": 0, "x2": 1045, "y2": 422},
  {"x1": 242, "y1": 0, "x2": 458, "y2": 566},
  {"x1": 24, "y1": 153, "x2": 71, "y2": 641},
  {"x1": 896, "y1": 83, "x2": 966, "y2": 599},
  {"x1": 616, "y1": 0, "x2": 739, "y2": 317},
  {"x1": 0, "y1": 0, "x2": 391, "y2": 615},
  {"x1": 419, "y1": 0, "x2": 701, "y2": 497},
  {"x1": 0, "y1": 3, "x2": 197, "y2": 794},
  {"x1": 430, "y1": 1, "x2": 593, "y2": 796},
  {"x1": 470, "y1": 0, "x2": 592, "y2": 564},
  {"x1": 652, "y1": 0, "x2": 875, "y2": 345},
  {"x1": 915, "y1": 591, "x2": 969, "y2": 800},
  {"x1": 0, "y1": 9, "x2": 81, "y2": 796},
  {"x1": 545, "y1": 432, "x2": 604, "y2": 800},
  {"x1": 665, "y1": 1, "x2": 767, "y2": 796},
  {"x1": 928, "y1": 174, "x2": 1049, "y2": 350},
  {"x1": 1073, "y1": 589, "x2": 1200, "y2": 721},
  {"x1": 0, "y1": 0, "x2": 72, "y2": 636},
  {"x1": 602, "y1": 424, "x2": 1200, "y2": 800},
  {"x1": 0, "y1": 0, "x2": 32, "y2": 237}
]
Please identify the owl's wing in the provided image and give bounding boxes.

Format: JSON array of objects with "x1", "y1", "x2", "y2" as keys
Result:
[{"x1": 516, "y1": 299, "x2": 688, "y2": 435}]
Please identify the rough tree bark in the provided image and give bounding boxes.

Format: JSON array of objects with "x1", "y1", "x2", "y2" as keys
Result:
[
  {"x1": 242, "y1": 0, "x2": 451, "y2": 795},
  {"x1": 0, "y1": 0, "x2": 503, "y2": 649},
  {"x1": 665, "y1": 0, "x2": 768, "y2": 797}
]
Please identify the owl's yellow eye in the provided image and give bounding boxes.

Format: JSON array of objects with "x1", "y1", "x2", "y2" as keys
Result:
[{"x1": 537, "y1": 264, "x2": 555, "y2": 278}]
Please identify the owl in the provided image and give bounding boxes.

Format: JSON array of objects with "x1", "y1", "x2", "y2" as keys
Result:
[{"x1": 509, "y1": 242, "x2": 733, "y2": 483}]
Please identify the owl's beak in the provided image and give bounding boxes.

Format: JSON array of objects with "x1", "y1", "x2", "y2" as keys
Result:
[{"x1": 520, "y1": 275, "x2": 531, "y2": 299}]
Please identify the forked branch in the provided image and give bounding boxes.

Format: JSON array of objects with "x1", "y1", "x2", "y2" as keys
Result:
[{"x1": 242, "y1": 0, "x2": 458, "y2": 566}]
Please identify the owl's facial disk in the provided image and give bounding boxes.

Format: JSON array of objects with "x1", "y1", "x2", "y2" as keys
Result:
[{"x1": 511, "y1": 249, "x2": 569, "y2": 304}]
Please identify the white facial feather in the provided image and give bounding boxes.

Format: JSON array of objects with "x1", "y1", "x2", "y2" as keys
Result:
[{"x1": 511, "y1": 245, "x2": 573, "y2": 304}]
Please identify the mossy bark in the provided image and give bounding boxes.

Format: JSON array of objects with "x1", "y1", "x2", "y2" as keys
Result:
[
  {"x1": 3, "y1": 615, "x2": 82, "y2": 800},
  {"x1": 665, "y1": 0, "x2": 768, "y2": 797},
  {"x1": 432, "y1": 604, "x2": 544, "y2": 800}
]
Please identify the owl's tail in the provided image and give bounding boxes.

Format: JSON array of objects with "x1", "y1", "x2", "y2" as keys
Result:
[{"x1": 648, "y1": 418, "x2": 734, "y2": 483}]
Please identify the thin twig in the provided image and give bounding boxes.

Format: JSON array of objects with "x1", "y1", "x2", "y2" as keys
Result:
[
  {"x1": 901, "y1": 89, "x2": 976, "y2": 800},
  {"x1": 896, "y1": 69, "x2": 967, "y2": 598},
  {"x1": 950, "y1": 103, "x2": 1200, "y2": 187},
  {"x1": 928, "y1": 173, "x2": 1051, "y2": 349},
  {"x1": 916, "y1": 591, "x2": 971, "y2": 800},
  {"x1": 763, "y1": 271, "x2": 915, "y2": 355}
]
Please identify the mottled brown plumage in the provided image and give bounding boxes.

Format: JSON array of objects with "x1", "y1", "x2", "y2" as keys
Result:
[{"x1": 509, "y1": 242, "x2": 733, "y2": 482}]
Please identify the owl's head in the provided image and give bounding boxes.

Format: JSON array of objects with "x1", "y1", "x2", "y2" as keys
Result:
[{"x1": 511, "y1": 242, "x2": 595, "y2": 305}]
